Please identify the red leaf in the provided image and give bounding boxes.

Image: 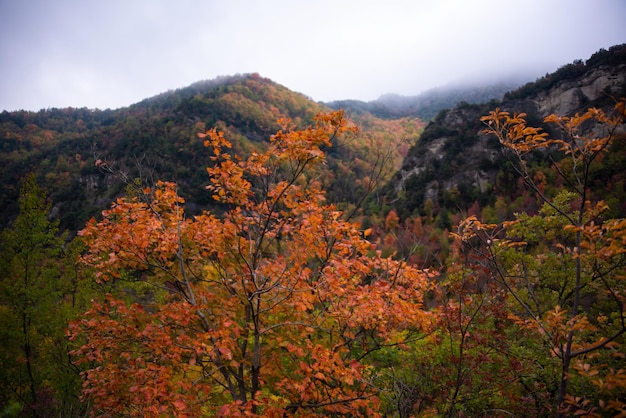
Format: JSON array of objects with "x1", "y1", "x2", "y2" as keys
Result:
[
  {"x1": 173, "y1": 399, "x2": 186, "y2": 410},
  {"x1": 218, "y1": 405, "x2": 231, "y2": 416},
  {"x1": 218, "y1": 346, "x2": 232, "y2": 360}
]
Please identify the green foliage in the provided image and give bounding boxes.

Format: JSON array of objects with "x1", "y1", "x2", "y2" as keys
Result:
[{"x1": 0, "y1": 175, "x2": 89, "y2": 417}]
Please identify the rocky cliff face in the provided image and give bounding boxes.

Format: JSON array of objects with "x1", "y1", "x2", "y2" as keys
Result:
[
  {"x1": 526, "y1": 64, "x2": 626, "y2": 116},
  {"x1": 390, "y1": 58, "x2": 626, "y2": 216},
  {"x1": 392, "y1": 102, "x2": 500, "y2": 214}
]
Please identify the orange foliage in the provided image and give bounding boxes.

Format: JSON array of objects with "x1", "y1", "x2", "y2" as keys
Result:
[{"x1": 70, "y1": 111, "x2": 433, "y2": 417}]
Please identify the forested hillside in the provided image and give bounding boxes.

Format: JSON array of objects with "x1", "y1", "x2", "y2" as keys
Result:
[
  {"x1": 1, "y1": 45, "x2": 625, "y2": 417},
  {"x1": 0, "y1": 73, "x2": 422, "y2": 231}
]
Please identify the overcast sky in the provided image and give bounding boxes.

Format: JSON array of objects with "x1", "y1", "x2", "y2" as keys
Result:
[{"x1": 1, "y1": 0, "x2": 624, "y2": 112}]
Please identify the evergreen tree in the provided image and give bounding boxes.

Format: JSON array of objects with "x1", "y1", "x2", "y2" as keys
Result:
[{"x1": 0, "y1": 174, "x2": 84, "y2": 417}]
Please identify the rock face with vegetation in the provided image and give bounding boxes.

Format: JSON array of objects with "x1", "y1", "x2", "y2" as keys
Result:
[
  {"x1": 390, "y1": 102, "x2": 502, "y2": 218},
  {"x1": 387, "y1": 44, "x2": 626, "y2": 219},
  {"x1": 532, "y1": 63, "x2": 626, "y2": 115}
]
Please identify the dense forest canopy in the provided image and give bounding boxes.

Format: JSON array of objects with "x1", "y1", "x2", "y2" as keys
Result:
[
  {"x1": 0, "y1": 73, "x2": 422, "y2": 231},
  {"x1": 1, "y1": 45, "x2": 625, "y2": 417}
]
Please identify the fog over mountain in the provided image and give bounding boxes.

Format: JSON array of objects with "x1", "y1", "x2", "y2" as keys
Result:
[
  {"x1": 327, "y1": 72, "x2": 534, "y2": 120},
  {"x1": 1, "y1": 0, "x2": 624, "y2": 111}
]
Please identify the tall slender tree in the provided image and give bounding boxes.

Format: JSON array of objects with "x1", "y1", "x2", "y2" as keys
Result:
[{"x1": 0, "y1": 174, "x2": 84, "y2": 417}]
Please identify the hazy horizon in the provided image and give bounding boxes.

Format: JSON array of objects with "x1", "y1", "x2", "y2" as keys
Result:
[{"x1": 1, "y1": 0, "x2": 624, "y2": 112}]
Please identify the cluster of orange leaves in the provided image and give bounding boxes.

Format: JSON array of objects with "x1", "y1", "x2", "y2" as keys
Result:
[{"x1": 70, "y1": 111, "x2": 433, "y2": 417}]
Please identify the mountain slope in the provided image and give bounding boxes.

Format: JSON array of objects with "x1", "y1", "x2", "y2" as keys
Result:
[
  {"x1": 0, "y1": 73, "x2": 422, "y2": 231},
  {"x1": 384, "y1": 44, "x2": 626, "y2": 219}
]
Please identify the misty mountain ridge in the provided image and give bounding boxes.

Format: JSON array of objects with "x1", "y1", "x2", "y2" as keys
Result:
[
  {"x1": 325, "y1": 74, "x2": 532, "y2": 120},
  {"x1": 326, "y1": 43, "x2": 626, "y2": 121}
]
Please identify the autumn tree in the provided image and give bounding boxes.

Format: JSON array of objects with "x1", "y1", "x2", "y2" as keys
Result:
[
  {"x1": 70, "y1": 111, "x2": 432, "y2": 417},
  {"x1": 455, "y1": 99, "x2": 626, "y2": 416}
]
